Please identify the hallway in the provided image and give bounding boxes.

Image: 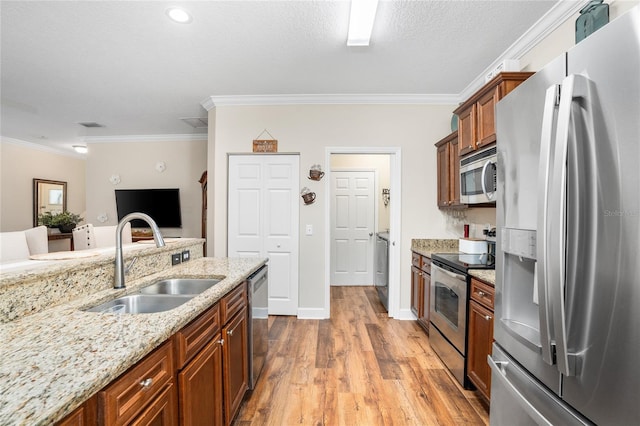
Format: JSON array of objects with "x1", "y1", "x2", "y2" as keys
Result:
[{"x1": 234, "y1": 286, "x2": 489, "y2": 425}]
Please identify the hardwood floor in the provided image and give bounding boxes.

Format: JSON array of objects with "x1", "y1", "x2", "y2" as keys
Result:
[{"x1": 234, "y1": 286, "x2": 489, "y2": 425}]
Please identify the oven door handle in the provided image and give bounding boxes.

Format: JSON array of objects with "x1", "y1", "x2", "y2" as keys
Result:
[{"x1": 433, "y1": 264, "x2": 465, "y2": 282}]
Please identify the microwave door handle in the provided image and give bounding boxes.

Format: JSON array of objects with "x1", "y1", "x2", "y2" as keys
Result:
[
  {"x1": 536, "y1": 84, "x2": 560, "y2": 366},
  {"x1": 480, "y1": 160, "x2": 495, "y2": 200}
]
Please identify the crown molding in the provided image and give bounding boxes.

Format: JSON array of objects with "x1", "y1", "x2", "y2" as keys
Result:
[
  {"x1": 201, "y1": 93, "x2": 460, "y2": 109},
  {"x1": 84, "y1": 133, "x2": 207, "y2": 143},
  {"x1": 0, "y1": 136, "x2": 86, "y2": 159},
  {"x1": 459, "y1": 0, "x2": 588, "y2": 100}
]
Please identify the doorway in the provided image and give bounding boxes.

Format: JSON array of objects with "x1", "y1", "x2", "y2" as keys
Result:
[{"x1": 325, "y1": 147, "x2": 401, "y2": 318}]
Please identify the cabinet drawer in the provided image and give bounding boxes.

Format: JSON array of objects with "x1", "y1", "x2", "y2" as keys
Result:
[
  {"x1": 470, "y1": 278, "x2": 495, "y2": 310},
  {"x1": 221, "y1": 282, "x2": 247, "y2": 324},
  {"x1": 175, "y1": 303, "x2": 220, "y2": 369},
  {"x1": 411, "y1": 252, "x2": 421, "y2": 268},
  {"x1": 99, "y1": 340, "x2": 174, "y2": 426},
  {"x1": 421, "y1": 256, "x2": 431, "y2": 274}
]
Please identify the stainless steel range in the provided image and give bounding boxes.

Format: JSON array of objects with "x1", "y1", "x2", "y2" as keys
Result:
[{"x1": 430, "y1": 253, "x2": 494, "y2": 388}]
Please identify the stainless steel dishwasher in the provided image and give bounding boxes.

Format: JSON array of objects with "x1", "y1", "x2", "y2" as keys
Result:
[{"x1": 247, "y1": 265, "x2": 268, "y2": 390}]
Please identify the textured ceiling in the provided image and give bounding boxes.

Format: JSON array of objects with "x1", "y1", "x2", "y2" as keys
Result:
[{"x1": 1, "y1": 1, "x2": 561, "y2": 153}]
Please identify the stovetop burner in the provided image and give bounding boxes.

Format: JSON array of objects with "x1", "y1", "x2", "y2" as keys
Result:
[{"x1": 431, "y1": 252, "x2": 495, "y2": 273}]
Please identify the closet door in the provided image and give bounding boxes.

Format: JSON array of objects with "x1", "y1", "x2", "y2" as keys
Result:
[{"x1": 228, "y1": 154, "x2": 299, "y2": 315}]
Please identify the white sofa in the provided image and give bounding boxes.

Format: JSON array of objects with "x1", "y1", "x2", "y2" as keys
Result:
[
  {"x1": 0, "y1": 226, "x2": 49, "y2": 262},
  {"x1": 72, "y1": 223, "x2": 132, "y2": 250}
]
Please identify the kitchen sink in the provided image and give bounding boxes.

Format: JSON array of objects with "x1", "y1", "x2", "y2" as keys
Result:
[
  {"x1": 85, "y1": 294, "x2": 194, "y2": 314},
  {"x1": 139, "y1": 278, "x2": 222, "y2": 295}
]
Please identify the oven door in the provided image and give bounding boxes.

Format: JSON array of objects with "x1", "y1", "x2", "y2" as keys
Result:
[{"x1": 430, "y1": 263, "x2": 468, "y2": 354}]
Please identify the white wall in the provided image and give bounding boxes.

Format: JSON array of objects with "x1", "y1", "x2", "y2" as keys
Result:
[
  {"x1": 85, "y1": 139, "x2": 207, "y2": 238},
  {"x1": 208, "y1": 104, "x2": 458, "y2": 313},
  {"x1": 0, "y1": 140, "x2": 86, "y2": 232},
  {"x1": 520, "y1": 0, "x2": 639, "y2": 71}
]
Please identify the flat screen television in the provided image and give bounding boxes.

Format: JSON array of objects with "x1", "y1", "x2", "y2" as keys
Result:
[{"x1": 115, "y1": 188, "x2": 182, "y2": 228}]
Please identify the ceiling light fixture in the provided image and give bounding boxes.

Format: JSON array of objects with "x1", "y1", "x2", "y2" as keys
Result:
[
  {"x1": 73, "y1": 145, "x2": 88, "y2": 154},
  {"x1": 166, "y1": 7, "x2": 192, "y2": 24},
  {"x1": 347, "y1": 0, "x2": 379, "y2": 46}
]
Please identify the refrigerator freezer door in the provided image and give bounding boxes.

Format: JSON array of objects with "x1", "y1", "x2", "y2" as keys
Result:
[
  {"x1": 489, "y1": 344, "x2": 590, "y2": 426},
  {"x1": 494, "y1": 54, "x2": 566, "y2": 394},
  {"x1": 559, "y1": 6, "x2": 640, "y2": 425}
]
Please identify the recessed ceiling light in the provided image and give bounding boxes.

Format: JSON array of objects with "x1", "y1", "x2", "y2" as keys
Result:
[
  {"x1": 166, "y1": 7, "x2": 192, "y2": 24},
  {"x1": 73, "y1": 145, "x2": 88, "y2": 154}
]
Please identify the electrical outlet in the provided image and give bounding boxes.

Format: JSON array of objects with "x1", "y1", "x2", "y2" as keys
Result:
[
  {"x1": 171, "y1": 253, "x2": 182, "y2": 265},
  {"x1": 182, "y1": 250, "x2": 190, "y2": 262}
]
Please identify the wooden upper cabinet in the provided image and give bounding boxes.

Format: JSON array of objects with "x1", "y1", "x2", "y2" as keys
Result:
[
  {"x1": 435, "y1": 131, "x2": 462, "y2": 208},
  {"x1": 454, "y1": 72, "x2": 534, "y2": 157}
]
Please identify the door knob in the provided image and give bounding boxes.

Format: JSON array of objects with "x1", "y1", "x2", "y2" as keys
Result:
[{"x1": 369, "y1": 232, "x2": 373, "y2": 237}]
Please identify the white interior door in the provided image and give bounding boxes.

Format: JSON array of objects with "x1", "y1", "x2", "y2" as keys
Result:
[
  {"x1": 228, "y1": 154, "x2": 299, "y2": 315},
  {"x1": 330, "y1": 170, "x2": 375, "y2": 286}
]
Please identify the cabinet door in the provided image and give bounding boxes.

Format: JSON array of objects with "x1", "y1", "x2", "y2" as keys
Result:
[
  {"x1": 410, "y1": 266, "x2": 422, "y2": 317},
  {"x1": 99, "y1": 341, "x2": 174, "y2": 426},
  {"x1": 476, "y1": 88, "x2": 499, "y2": 149},
  {"x1": 130, "y1": 383, "x2": 177, "y2": 426},
  {"x1": 223, "y1": 308, "x2": 248, "y2": 426},
  {"x1": 448, "y1": 136, "x2": 461, "y2": 206},
  {"x1": 436, "y1": 142, "x2": 450, "y2": 207},
  {"x1": 467, "y1": 300, "x2": 493, "y2": 400},
  {"x1": 418, "y1": 272, "x2": 430, "y2": 333},
  {"x1": 178, "y1": 338, "x2": 224, "y2": 426},
  {"x1": 457, "y1": 105, "x2": 476, "y2": 156},
  {"x1": 56, "y1": 396, "x2": 97, "y2": 426}
]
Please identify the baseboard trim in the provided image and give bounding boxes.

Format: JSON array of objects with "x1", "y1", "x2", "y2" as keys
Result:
[{"x1": 395, "y1": 308, "x2": 418, "y2": 321}]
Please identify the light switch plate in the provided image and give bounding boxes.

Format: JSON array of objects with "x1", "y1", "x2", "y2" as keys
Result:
[
  {"x1": 171, "y1": 253, "x2": 181, "y2": 265},
  {"x1": 305, "y1": 224, "x2": 313, "y2": 236}
]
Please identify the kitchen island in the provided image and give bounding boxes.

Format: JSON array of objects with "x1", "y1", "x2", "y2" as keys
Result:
[{"x1": 0, "y1": 247, "x2": 265, "y2": 425}]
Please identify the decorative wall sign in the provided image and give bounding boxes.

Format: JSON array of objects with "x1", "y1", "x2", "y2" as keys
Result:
[{"x1": 253, "y1": 129, "x2": 278, "y2": 152}]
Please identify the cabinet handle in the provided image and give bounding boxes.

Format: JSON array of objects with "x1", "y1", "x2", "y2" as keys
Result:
[
  {"x1": 227, "y1": 329, "x2": 234, "y2": 336},
  {"x1": 139, "y1": 378, "x2": 153, "y2": 389},
  {"x1": 477, "y1": 291, "x2": 486, "y2": 297},
  {"x1": 485, "y1": 315, "x2": 492, "y2": 321},
  {"x1": 218, "y1": 338, "x2": 224, "y2": 345}
]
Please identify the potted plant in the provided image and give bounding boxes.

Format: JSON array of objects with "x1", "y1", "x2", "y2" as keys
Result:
[{"x1": 38, "y1": 211, "x2": 83, "y2": 233}]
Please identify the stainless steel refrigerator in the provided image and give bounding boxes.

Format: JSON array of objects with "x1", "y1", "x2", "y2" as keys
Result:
[{"x1": 491, "y1": 5, "x2": 639, "y2": 425}]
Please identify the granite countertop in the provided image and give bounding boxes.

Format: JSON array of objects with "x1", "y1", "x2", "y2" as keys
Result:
[
  {"x1": 411, "y1": 238, "x2": 459, "y2": 258},
  {"x1": 0, "y1": 256, "x2": 266, "y2": 425},
  {"x1": 469, "y1": 269, "x2": 496, "y2": 286}
]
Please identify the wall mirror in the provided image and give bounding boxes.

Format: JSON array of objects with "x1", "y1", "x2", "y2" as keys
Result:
[{"x1": 33, "y1": 178, "x2": 67, "y2": 226}]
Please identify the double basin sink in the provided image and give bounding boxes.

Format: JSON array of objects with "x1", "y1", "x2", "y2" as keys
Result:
[{"x1": 85, "y1": 278, "x2": 222, "y2": 314}]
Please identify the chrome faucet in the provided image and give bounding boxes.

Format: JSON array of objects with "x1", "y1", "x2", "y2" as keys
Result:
[{"x1": 114, "y1": 212, "x2": 165, "y2": 289}]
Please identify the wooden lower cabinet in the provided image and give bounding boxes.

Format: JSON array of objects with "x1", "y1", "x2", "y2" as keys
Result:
[
  {"x1": 222, "y1": 307, "x2": 249, "y2": 426},
  {"x1": 466, "y1": 278, "x2": 495, "y2": 401},
  {"x1": 98, "y1": 340, "x2": 176, "y2": 426},
  {"x1": 178, "y1": 337, "x2": 224, "y2": 426},
  {"x1": 411, "y1": 252, "x2": 431, "y2": 334},
  {"x1": 56, "y1": 395, "x2": 97, "y2": 426},
  {"x1": 130, "y1": 383, "x2": 177, "y2": 426}
]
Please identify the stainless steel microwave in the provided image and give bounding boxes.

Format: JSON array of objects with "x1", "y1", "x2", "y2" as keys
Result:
[{"x1": 460, "y1": 146, "x2": 497, "y2": 204}]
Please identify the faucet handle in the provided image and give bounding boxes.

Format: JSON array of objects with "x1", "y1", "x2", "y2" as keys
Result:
[{"x1": 125, "y1": 256, "x2": 138, "y2": 274}]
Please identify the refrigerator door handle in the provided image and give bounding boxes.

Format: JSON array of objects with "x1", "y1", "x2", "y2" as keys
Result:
[
  {"x1": 488, "y1": 355, "x2": 554, "y2": 426},
  {"x1": 550, "y1": 74, "x2": 593, "y2": 377},
  {"x1": 537, "y1": 84, "x2": 560, "y2": 366}
]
